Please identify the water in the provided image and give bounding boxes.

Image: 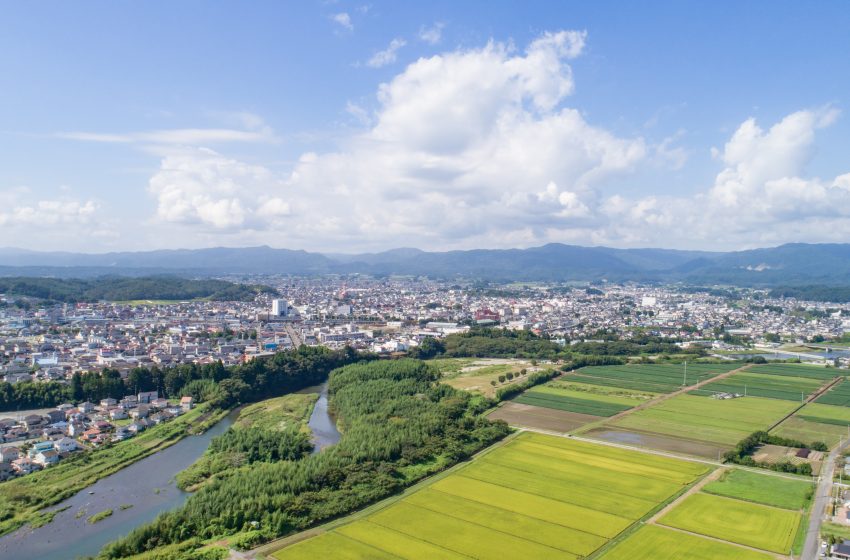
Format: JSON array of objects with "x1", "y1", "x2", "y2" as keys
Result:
[
  {"x1": 298, "y1": 381, "x2": 342, "y2": 452},
  {"x1": 0, "y1": 384, "x2": 342, "y2": 560}
]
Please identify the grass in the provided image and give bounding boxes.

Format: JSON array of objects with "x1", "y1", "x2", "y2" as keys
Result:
[
  {"x1": 816, "y1": 379, "x2": 850, "y2": 407},
  {"x1": 0, "y1": 404, "x2": 215, "y2": 536},
  {"x1": 702, "y1": 469, "x2": 814, "y2": 510},
  {"x1": 567, "y1": 363, "x2": 742, "y2": 394},
  {"x1": 773, "y1": 402, "x2": 850, "y2": 448},
  {"x1": 235, "y1": 393, "x2": 318, "y2": 433},
  {"x1": 611, "y1": 394, "x2": 799, "y2": 446},
  {"x1": 658, "y1": 493, "x2": 802, "y2": 554},
  {"x1": 544, "y1": 379, "x2": 658, "y2": 401},
  {"x1": 690, "y1": 371, "x2": 823, "y2": 401},
  {"x1": 599, "y1": 524, "x2": 774, "y2": 560},
  {"x1": 748, "y1": 363, "x2": 838, "y2": 380},
  {"x1": 513, "y1": 390, "x2": 632, "y2": 416},
  {"x1": 272, "y1": 432, "x2": 708, "y2": 560},
  {"x1": 87, "y1": 508, "x2": 113, "y2": 524}
]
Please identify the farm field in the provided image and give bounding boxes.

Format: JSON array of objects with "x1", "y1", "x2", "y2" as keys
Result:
[
  {"x1": 600, "y1": 524, "x2": 774, "y2": 560},
  {"x1": 566, "y1": 362, "x2": 742, "y2": 394},
  {"x1": 436, "y1": 358, "x2": 541, "y2": 398},
  {"x1": 748, "y1": 363, "x2": 839, "y2": 380},
  {"x1": 815, "y1": 378, "x2": 850, "y2": 407},
  {"x1": 773, "y1": 401, "x2": 850, "y2": 447},
  {"x1": 689, "y1": 371, "x2": 823, "y2": 401},
  {"x1": 657, "y1": 492, "x2": 802, "y2": 554},
  {"x1": 487, "y1": 402, "x2": 599, "y2": 432},
  {"x1": 272, "y1": 432, "x2": 709, "y2": 560},
  {"x1": 513, "y1": 386, "x2": 633, "y2": 416},
  {"x1": 609, "y1": 394, "x2": 798, "y2": 446},
  {"x1": 702, "y1": 468, "x2": 814, "y2": 510}
]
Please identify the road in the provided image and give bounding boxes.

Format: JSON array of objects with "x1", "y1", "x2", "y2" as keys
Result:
[{"x1": 803, "y1": 437, "x2": 850, "y2": 560}]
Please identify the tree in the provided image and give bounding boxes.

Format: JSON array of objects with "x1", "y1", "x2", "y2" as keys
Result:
[
  {"x1": 70, "y1": 372, "x2": 83, "y2": 401},
  {"x1": 497, "y1": 375, "x2": 506, "y2": 383}
]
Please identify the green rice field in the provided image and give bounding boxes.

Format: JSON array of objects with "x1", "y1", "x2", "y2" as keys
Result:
[
  {"x1": 816, "y1": 378, "x2": 850, "y2": 407},
  {"x1": 611, "y1": 394, "x2": 798, "y2": 445},
  {"x1": 657, "y1": 492, "x2": 802, "y2": 554},
  {"x1": 566, "y1": 363, "x2": 742, "y2": 394},
  {"x1": 748, "y1": 363, "x2": 839, "y2": 380},
  {"x1": 272, "y1": 432, "x2": 709, "y2": 560},
  {"x1": 773, "y1": 402, "x2": 850, "y2": 447},
  {"x1": 600, "y1": 524, "x2": 774, "y2": 560},
  {"x1": 513, "y1": 386, "x2": 633, "y2": 416},
  {"x1": 690, "y1": 371, "x2": 823, "y2": 401},
  {"x1": 702, "y1": 469, "x2": 813, "y2": 510}
]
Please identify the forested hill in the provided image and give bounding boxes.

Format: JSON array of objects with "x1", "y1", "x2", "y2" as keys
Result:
[{"x1": 0, "y1": 276, "x2": 278, "y2": 303}]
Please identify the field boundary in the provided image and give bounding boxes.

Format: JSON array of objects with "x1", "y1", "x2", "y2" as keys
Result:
[{"x1": 768, "y1": 376, "x2": 844, "y2": 432}]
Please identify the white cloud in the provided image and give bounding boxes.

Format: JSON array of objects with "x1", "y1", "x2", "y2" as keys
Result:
[
  {"x1": 331, "y1": 12, "x2": 353, "y2": 31},
  {"x1": 367, "y1": 38, "x2": 407, "y2": 68},
  {"x1": 147, "y1": 147, "x2": 290, "y2": 231},
  {"x1": 278, "y1": 29, "x2": 646, "y2": 249},
  {"x1": 418, "y1": 22, "x2": 444, "y2": 45},
  {"x1": 0, "y1": 198, "x2": 97, "y2": 226}
]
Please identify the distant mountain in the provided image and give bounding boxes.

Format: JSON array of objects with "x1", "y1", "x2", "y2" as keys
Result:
[{"x1": 4, "y1": 243, "x2": 850, "y2": 286}]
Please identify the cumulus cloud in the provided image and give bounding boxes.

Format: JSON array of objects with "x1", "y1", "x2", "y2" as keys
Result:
[
  {"x1": 0, "y1": 198, "x2": 97, "y2": 226},
  {"x1": 367, "y1": 38, "x2": 407, "y2": 68},
  {"x1": 279, "y1": 29, "x2": 645, "y2": 249},
  {"x1": 599, "y1": 107, "x2": 850, "y2": 248},
  {"x1": 148, "y1": 147, "x2": 290, "y2": 231}
]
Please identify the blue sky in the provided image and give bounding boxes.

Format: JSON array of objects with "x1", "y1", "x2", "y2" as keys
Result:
[{"x1": 2, "y1": 1, "x2": 849, "y2": 253}]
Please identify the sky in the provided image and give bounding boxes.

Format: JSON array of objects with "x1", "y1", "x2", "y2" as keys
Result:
[{"x1": 2, "y1": 0, "x2": 850, "y2": 254}]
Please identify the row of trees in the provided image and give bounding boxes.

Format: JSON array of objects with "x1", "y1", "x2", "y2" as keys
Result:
[
  {"x1": 100, "y1": 359, "x2": 510, "y2": 558},
  {"x1": 0, "y1": 346, "x2": 360, "y2": 413},
  {"x1": 722, "y1": 431, "x2": 827, "y2": 475}
]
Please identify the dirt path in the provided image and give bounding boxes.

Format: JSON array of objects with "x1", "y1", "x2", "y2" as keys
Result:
[{"x1": 646, "y1": 467, "x2": 725, "y2": 524}]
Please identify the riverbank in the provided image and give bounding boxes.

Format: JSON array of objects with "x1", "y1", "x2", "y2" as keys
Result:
[{"x1": 0, "y1": 403, "x2": 227, "y2": 537}]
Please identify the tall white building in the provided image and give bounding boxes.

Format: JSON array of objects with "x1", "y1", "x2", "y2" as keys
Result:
[{"x1": 272, "y1": 299, "x2": 290, "y2": 317}]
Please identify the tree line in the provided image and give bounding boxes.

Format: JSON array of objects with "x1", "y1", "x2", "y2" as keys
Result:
[{"x1": 0, "y1": 345, "x2": 359, "y2": 412}]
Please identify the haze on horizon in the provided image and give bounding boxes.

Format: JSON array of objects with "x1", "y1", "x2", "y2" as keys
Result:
[{"x1": 2, "y1": 1, "x2": 850, "y2": 255}]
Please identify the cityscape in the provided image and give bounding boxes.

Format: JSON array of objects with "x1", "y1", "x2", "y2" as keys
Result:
[{"x1": 3, "y1": 1, "x2": 850, "y2": 560}]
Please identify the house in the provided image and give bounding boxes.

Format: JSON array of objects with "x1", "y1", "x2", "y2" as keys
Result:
[
  {"x1": 151, "y1": 398, "x2": 169, "y2": 409},
  {"x1": 11, "y1": 457, "x2": 40, "y2": 474},
  {"x1": 833, "y1": 540, "x2": 850, "y2": 559},
  {"x1": 78, "y1": 401, "x2": 95, "y2": 413},
  {"x1": 29, "y1": 441, "x2": 55, "y2": 458},
  {"x1": 45, "y1": 410, "x2": 65, "y2": 423},
  {"x1": 23, "y1": 414, "x2": 46, "y2": 430},
  {"x1": 0, "y1": 446, "x2": 20, "y2": 463},
  {"x1": 180, "y1": 396, "x2": 194, "y2": 411},
  {"x1": 0, "y1": 462, "x2": 14, "y2": 481},
  {"x1": 120, "y1": 395, "x2": 138, "y2": 409},
  {"x1": 99, "y1": 397, "x2": 117, "y2": 408},
  {"x1": 138, "y1": 391, "x2": 158, "y2": 404},
  {"x1": 130, "y1": 405, "x2": 150, "y2": 419},
  {"x1": 54, "y1": 437, "x2": 77, "y2": 453},
  {"x1": 109, "y1": 408, "x2": 128, "y2": 421},
  {"x1": 33, "y1": 449, "x2": 60, "y2": 467}
]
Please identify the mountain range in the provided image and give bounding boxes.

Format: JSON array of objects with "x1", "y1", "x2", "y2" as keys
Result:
[{"x1": 2, "y1": 243, "x2": 850, "y2": 286}]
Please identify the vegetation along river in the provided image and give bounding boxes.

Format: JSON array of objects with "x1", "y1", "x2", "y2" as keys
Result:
[{"x1": 0, "y1": 382, "x2": 341, "y2": 560}]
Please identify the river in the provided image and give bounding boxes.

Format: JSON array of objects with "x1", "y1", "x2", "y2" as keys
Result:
[{"x1": 0, "y1": 382, "x2": 341, "y2": 560}]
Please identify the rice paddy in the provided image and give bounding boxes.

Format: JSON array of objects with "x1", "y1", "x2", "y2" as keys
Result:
[
  {"x1": 272, "y1": 432, "x2": 709, "y2": 560},
  {"x1": 600, "y1": 524, "x2": 774, "y2": 560},
  {"x1": 702, "y1": 468, "x2": 814, "y2": 510},
  {"x1": 748, "y1": 363, "x2": 839, "y2": 380},
  {"x1": 657, "y1": 493, "x2": 802, "y2": 554},
  {"x1": 513, "y1": 386, "x2": 633, "y2": 416},
  {"x1": 610, "y1": 393, "x2": 798, "y2": 446}
]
